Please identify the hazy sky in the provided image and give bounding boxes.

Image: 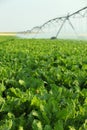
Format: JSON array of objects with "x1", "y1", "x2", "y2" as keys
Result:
[{"x1": 0, "y1": 0, "x2": 86, "y2": 32}]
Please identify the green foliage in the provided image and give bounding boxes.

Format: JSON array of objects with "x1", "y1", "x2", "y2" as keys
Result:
[{"x1": 0, "y1": 37, "x2": 87, "y2": 129}]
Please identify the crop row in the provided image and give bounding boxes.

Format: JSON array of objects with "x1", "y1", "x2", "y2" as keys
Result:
[{"x1": 0, "y1": 37, "x2": 87, "y2": 130}]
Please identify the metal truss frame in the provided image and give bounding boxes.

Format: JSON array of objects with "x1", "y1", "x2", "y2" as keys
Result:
[{"x1": 23, "y1": 6, "x2": 87, "y2": 38}]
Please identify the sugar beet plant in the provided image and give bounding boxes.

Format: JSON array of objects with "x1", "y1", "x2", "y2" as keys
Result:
[{"x1": 0, "y1": 37, "x2": 87, "y2": 130}]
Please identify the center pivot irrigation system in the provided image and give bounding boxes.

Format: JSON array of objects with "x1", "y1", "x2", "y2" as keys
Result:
[{"x1": 19, "y1": 6, "x2": 87, "y2": 39}]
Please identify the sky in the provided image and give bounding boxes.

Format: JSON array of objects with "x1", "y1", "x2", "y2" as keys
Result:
[{"x1": 0, "y1": 0, "x2": 86, "y2": 32}]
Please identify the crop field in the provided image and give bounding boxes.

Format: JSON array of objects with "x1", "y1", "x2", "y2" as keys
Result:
[{"x1": 0, "y1": 36, "x2": 87, "y2": 130}]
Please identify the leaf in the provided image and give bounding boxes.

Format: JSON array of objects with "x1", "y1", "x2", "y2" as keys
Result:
[
  {"x1": 79, "y1": 119, "x2": 87, "y2": 130},
  {"x1": 19, "y1": 126, "x2": 24, "y2": 130},
  {"x1": 44, "y1": 125, "x2": 52, "y2": 130},
  {"x1": 54, "y1": 120, "x2": 64, "y2": 130},
  {"x1": 32, "y1": 120, "x2": 43, "y2": 130},
  {"x1": 31, "y1": 110, "x2": 42, "y2": 121},
  {"x1": 56, "y1": 108, "x2": 68, "y2": 120},
  {"x1": 68, "y1": 126, "x2": 76, "y2": 130},
  {"x1": 19, "y1": 80, "x2": 26, "y2": 86}
]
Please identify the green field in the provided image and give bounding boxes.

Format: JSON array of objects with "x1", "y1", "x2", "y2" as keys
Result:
[{"x1": 0, "y1": 37, "x2": 87, "y2": 130}]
